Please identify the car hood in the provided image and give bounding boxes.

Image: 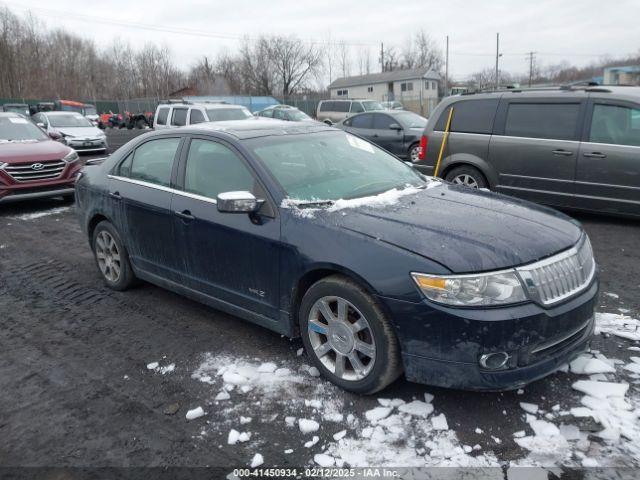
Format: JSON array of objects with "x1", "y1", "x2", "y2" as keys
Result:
[
  {"x1": 0, "y1": 139, "x2": 72, "y2": 163},
  {"x1": 325, "y1": 184, "x2": 582, "y2": 273},
  {"x1": 56, "y1": 126, "x2": 102, "y2": 138}
]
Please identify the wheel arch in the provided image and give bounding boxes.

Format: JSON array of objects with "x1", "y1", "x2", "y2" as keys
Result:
[
  {"x1": 87, "y1": 212, "x2": 113, "y2": 244},
  {"x1": 440, "y1": 154, "x2": 496, "y2": 188},
  {"x1": 288, "y1": 263, "x2": 388, "y2": 337}
]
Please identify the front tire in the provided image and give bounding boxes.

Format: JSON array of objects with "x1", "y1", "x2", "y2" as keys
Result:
[
  {"x1": 299, "y1": 275, "x2": 402, "y2": 394},
  {"x1": 444, "y1": 165, "x2": 488, "y2": 189},
  {"x1": 92, "y1": 220, "x2": 136, "y2": 291}
]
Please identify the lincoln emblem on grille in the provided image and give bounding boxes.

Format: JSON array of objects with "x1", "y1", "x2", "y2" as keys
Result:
[{"x1": 31, "y1": 163, "x2": 45, "y2": 170}]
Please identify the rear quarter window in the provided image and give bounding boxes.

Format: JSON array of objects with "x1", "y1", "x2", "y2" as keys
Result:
[
  {"x1": 156, "y1": 107, "x2": 169, "y2": 125},
  {"x1": 505, "y1": 103, "x2": 580, "y2": 141},
  {"x1": 435, "y1": 99, "x2": 499, "y2": 134}
]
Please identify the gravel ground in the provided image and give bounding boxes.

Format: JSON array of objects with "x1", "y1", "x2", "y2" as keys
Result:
[{"x1": 1, "y1": 129, "x2": 639, "y2": 470}]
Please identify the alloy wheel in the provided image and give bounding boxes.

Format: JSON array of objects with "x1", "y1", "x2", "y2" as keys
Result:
[
  {"x1": 95, "y1": 230, "x2": 121, "y2": 283},
  {"x1": 452, "y1": 174, "x2": 479, "y2": 189},
  {"x1": 307, "y1": 296, "x2": 376, "y2": 381},
  {"x1": 410, "y1": 145, "x2": 421, "y2": 162}
]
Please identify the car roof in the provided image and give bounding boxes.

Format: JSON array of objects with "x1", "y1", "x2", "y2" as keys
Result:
[
  {"x1": 41, "y1": 111, "x2": 85, "y2": 116},
  {"x1": 0, "y1": 112, "x2": 21, "y2": 117},
  {"x1": 157, "y1": 118, "x2": 335, "y2": 140},
  {"x1": 451, "y1": 85, "x2": 640, "y2": 101},
  {"x1": 157, "y1": 103, "x2": 246, "y2": 109}
]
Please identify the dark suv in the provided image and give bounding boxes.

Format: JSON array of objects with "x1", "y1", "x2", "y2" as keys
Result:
[{"x1": 416, "y1": 86, "x2": 640, "y2": 217}]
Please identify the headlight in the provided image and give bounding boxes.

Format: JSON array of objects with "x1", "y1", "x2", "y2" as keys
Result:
[
  {"x1": 411, "y1": 270, "x2": 527, "y2": 306},
  {"x1": 63, "y1": 150, "x2": 80, "y2": 163}
]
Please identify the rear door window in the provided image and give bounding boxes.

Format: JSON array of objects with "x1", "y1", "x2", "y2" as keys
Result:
[
  {"x1": 373, "y1": 113, "x2": 395, "y2": 130},
  {"x1": 156, "y1": 107, "x2": 169, "y2": 125},
  {"x1": 335, "y1": 102, "x2": 350, "y2": 113},
  {"x1": 435, "y1": 99, "x2": 499, "y2": 134},
  {"x1": 589, "y1": 103, "x2": 640, "y2": 147},
  {"x1": 171, "y1": 108, "x2": 188, "y2": 127},
  {"x1": 189, "y1": 109, "x2": 206, "y2": 125},
  {"x1": 504, "y1": 103, "x2": 580, "y2": 141},
  {"x1": 350, "y1": 113, "x2": 374, "y2": 129},
  {"x1": 128, "y1": 138, "x2": 181, "y2": 187},
  {"x1": 350, "y1": 102, "x2": 365, "y2": 113}
]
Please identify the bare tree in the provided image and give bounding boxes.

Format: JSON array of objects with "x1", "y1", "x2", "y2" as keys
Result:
[
  {"x1": 337, "y1": 41, "x2": 351, "y2": 78},
  {"x1": 400, "y1": 30, "x2": 443, "y2": 72},
  {"x1": 268, "y1": 36, "x2": 322, "y2": 96}
]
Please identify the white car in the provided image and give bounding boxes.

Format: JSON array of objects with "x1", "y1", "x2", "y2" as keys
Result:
[
  {"x1": 32, "y1": 111, "x2": 107, "y2": 153},
  {"x1": 153, "y1": 102, "x2": 253, "y2": 130}
]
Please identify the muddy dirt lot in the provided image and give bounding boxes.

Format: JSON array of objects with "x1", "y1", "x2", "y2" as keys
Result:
[{"x1": 1, "y1": 129, "x2": 639, "y2": 472}]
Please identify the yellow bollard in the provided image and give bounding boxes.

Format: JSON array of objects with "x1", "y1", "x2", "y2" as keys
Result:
[{"x1": 433, "y1": 106, "x2": 454, "y2": 178}]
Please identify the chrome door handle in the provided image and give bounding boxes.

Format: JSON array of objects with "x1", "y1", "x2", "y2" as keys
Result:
[
  {"x1": 552, "y1": 149, "x2": 573, "y2": 156},
  {"x1": 175, "y1": 210, "x2": 195, "y2": 221},
  {"x1": 583, "y1": 152, "x2": 607, "y2": 158}
]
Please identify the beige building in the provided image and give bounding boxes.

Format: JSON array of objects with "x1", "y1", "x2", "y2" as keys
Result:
[
  {"x1": 603, "y1": 66, "x2": 640, "y2": 86},
  {"x1": 328, "y1": 67, "x2": 440, "y2": 117}
]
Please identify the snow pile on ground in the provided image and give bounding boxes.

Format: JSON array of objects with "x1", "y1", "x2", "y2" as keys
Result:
[
  {"x1": 146, "y1": 360, "x2": 175, "y2": 374},
  {"x1": 11, "y1": 206, "x2": 71, "y2": 221},
  {"x1": 190, "y1": 353, "x2": 498, "y2": 468},
  {"x1": 596, "y1": 312, "x2": 640, "y2": 341},
  {"x1": 513, "y1": 348, "x2": 640, "y2": 467}
]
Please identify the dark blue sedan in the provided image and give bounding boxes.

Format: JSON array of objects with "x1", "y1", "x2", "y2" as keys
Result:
[{"x1": 75, "y1": 119, "x2": 598, "y2": 393}]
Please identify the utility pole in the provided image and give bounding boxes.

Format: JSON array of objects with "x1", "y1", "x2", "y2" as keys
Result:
[
  {"x1": 527, "y1": 51, "x2": 537, "y2": 87},
  {"x1": 444, "y1": 35, "x2": 449, "y2": 96},
  {"x1": 380, "y1": 42, "x2": 385, "y2": 73},
  {"x1": 495, "y1": 33, "x2": 500, "y2": 90}
]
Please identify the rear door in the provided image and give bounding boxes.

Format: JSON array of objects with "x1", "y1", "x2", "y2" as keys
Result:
[
  {"x1": 576, "y1": 98, "x2": 640, "y2": 215},
  {"x1": 370, "y1": 113, "x2": 404, "y2": 155},
  {"x1": 490, "y1": 98, "x2": 585, "y2": 207},
  {"x1": 109, "y1": 136, "x2": 184, "y2": 280}
]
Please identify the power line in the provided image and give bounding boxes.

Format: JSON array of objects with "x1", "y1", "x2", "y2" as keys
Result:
[{"x1": 1, "y1": 1, "x2": 379, "y2": 48}]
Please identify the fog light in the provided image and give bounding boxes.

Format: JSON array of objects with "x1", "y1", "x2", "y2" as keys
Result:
[{"x1": 479, "y1": 352, "x2": 510, "y2": 370}]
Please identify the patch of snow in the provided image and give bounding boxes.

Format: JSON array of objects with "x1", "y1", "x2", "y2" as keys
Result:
[
  {"x1": 304, "y1": 436, "x2": 319, "y2": 448},
  {"x1": 596, "y1": 312, "x2": 640, "y2": 341},
  {"x1": 215, "y1": 391, "x2": 230, "y2": 401},
  {"x1": 186, "y1": 407, "x2": 205, "y2": 420},
  {"x1": 333, "y1": 430, "x2": 347, "y2": 441},
  {"x1": 520, "y1": 402, "x2": 539, "y2": 414},
  {"x1": 11, "y1": 206, "x2": 70, "y2": 221},
  {"x1": 314, "y1": 453, "x2": 335, "y2": 467},
  {"x1": 397, "y1": 400, "x2": 433, "y2": 418},
  {"x1": 431, "y1": 413, "x2": 449, "y2": 431},
  {"x1": 570, "y1": 354, "x2": 616, "y2": 375},
  {"x1": 146, "y1": 362, "x2": 159, "y2": 370},
  {"x1": 604, "y1": 292, "x2": 619, "y2": 299},
  {"x1": 298, "y1": 418, "x2": 320, "y2": 434},
  {"x1": 571, "y1": 380, "x2": 629, "y2": 399},
  {"x1": 364, "y1": 406, "x2": 392, "y2": 423},
  {"x1": 240, "y1": 416, "x2": 252, "y2": 424},
  {"x1": 250, "y1": 453, "x2": 263, "y2": 468}
]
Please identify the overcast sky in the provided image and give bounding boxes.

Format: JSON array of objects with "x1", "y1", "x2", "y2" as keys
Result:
[{"x1": 5, "y1": 0, "x2": 640, "y2": 83}]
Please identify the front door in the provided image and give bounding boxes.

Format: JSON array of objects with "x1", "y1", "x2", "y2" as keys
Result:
[
  {"x1": 369, "y1": 113, "x2": 404, "y2": 155},
  {"x1": 576, "y1": 99, "x2": 640, "y2": 216},
  {"x1": 490, "y1": 99, "x2": 585, "y2": 207},
  {"x1": 110, "y1": 136, "x2": 183, "y2": 280},
  {"x1": 172, "y1": 136, "x2": 281, "y2": 319}
]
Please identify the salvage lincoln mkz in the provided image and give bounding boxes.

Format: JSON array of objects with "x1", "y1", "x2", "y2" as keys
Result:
[{"x1": 75, "y1": 119, "x2": 598, "y2": 393}]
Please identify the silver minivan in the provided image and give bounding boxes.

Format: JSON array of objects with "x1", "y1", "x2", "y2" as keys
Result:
[
  {"x1": 153, "y1": 102, "x2": 252, "y2": 130},
  {"x1": 316, "y1": 99, "x2": 383, "y2": 125}
]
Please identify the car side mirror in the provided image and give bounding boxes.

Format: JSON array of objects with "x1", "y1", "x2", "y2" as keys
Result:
[
  {"x1": 389, "y1": 123, "x2": 402, "y2": 131},
  {"x1": 217, "y1": 191, "x2": 263, "y2": 213},
  {"x1": 37, "y1": 122, "x2": 45, "y2": 128},
  {"x1": 48, "y1": 131, "x2": 61, "y2": 140}
]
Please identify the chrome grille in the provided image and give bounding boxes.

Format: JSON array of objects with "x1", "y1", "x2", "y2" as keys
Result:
[
  {"x1": 3, "y1": 160, "x2": 67, "y2": 182},
  {"x1": 517, "y1": 236, "x2": 595, "y2": 306}
]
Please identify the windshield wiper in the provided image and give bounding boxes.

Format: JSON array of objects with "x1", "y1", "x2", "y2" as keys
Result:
[{"x1": 295, "y1": 200, "x2": 334, "y2": 208}]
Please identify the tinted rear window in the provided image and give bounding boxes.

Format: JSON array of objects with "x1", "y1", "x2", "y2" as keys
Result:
[
  {"x1": 334, "y1": 101, "x2": 350, "y2": 113},
  {"x1": 435, "y1": 99, "x2": 499, "y2": 134},
  {"x1": 171, "y1": 108, "x2": 188, "y2": 126},
  {"x1": 156, "y1": 107, "x2": 169, "y2": 125},
  {"x1": 505, "y1": 103, "x2": 580, "y2": 141},
  {"x1": 319, "y1": 101, "x2": 334, "y2": 112}
]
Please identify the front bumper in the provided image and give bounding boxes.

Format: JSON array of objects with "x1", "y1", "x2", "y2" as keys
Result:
[
  {"x1": 64, "y1": 138, "x2": 108, "y2": 152},
  {"x1": 380, "y1": 279, "x2": 598, "y2": 391}
]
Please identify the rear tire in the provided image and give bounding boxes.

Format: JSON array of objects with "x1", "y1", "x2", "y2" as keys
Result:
[
  {"x1": 444, "y1": 165, "x2": 488, "y2": 189},
  {"x1": 299, "y1": 275, "x2": 402, "y2": 394},
  {"x1": 92, "y1": 220, "x2": 136, "y2": 291},
  {"x1": 408, "y1": 143, "x2": 421, "y2": 163}
]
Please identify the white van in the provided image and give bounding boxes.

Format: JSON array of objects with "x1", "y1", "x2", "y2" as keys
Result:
[{"x1": 153, "y1": 102, "x2": 253, "y2": 130}]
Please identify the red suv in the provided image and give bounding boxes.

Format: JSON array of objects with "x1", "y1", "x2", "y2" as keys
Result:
[{"x1": 0, "y1": 112, "x2": 83, "y2": 203}]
